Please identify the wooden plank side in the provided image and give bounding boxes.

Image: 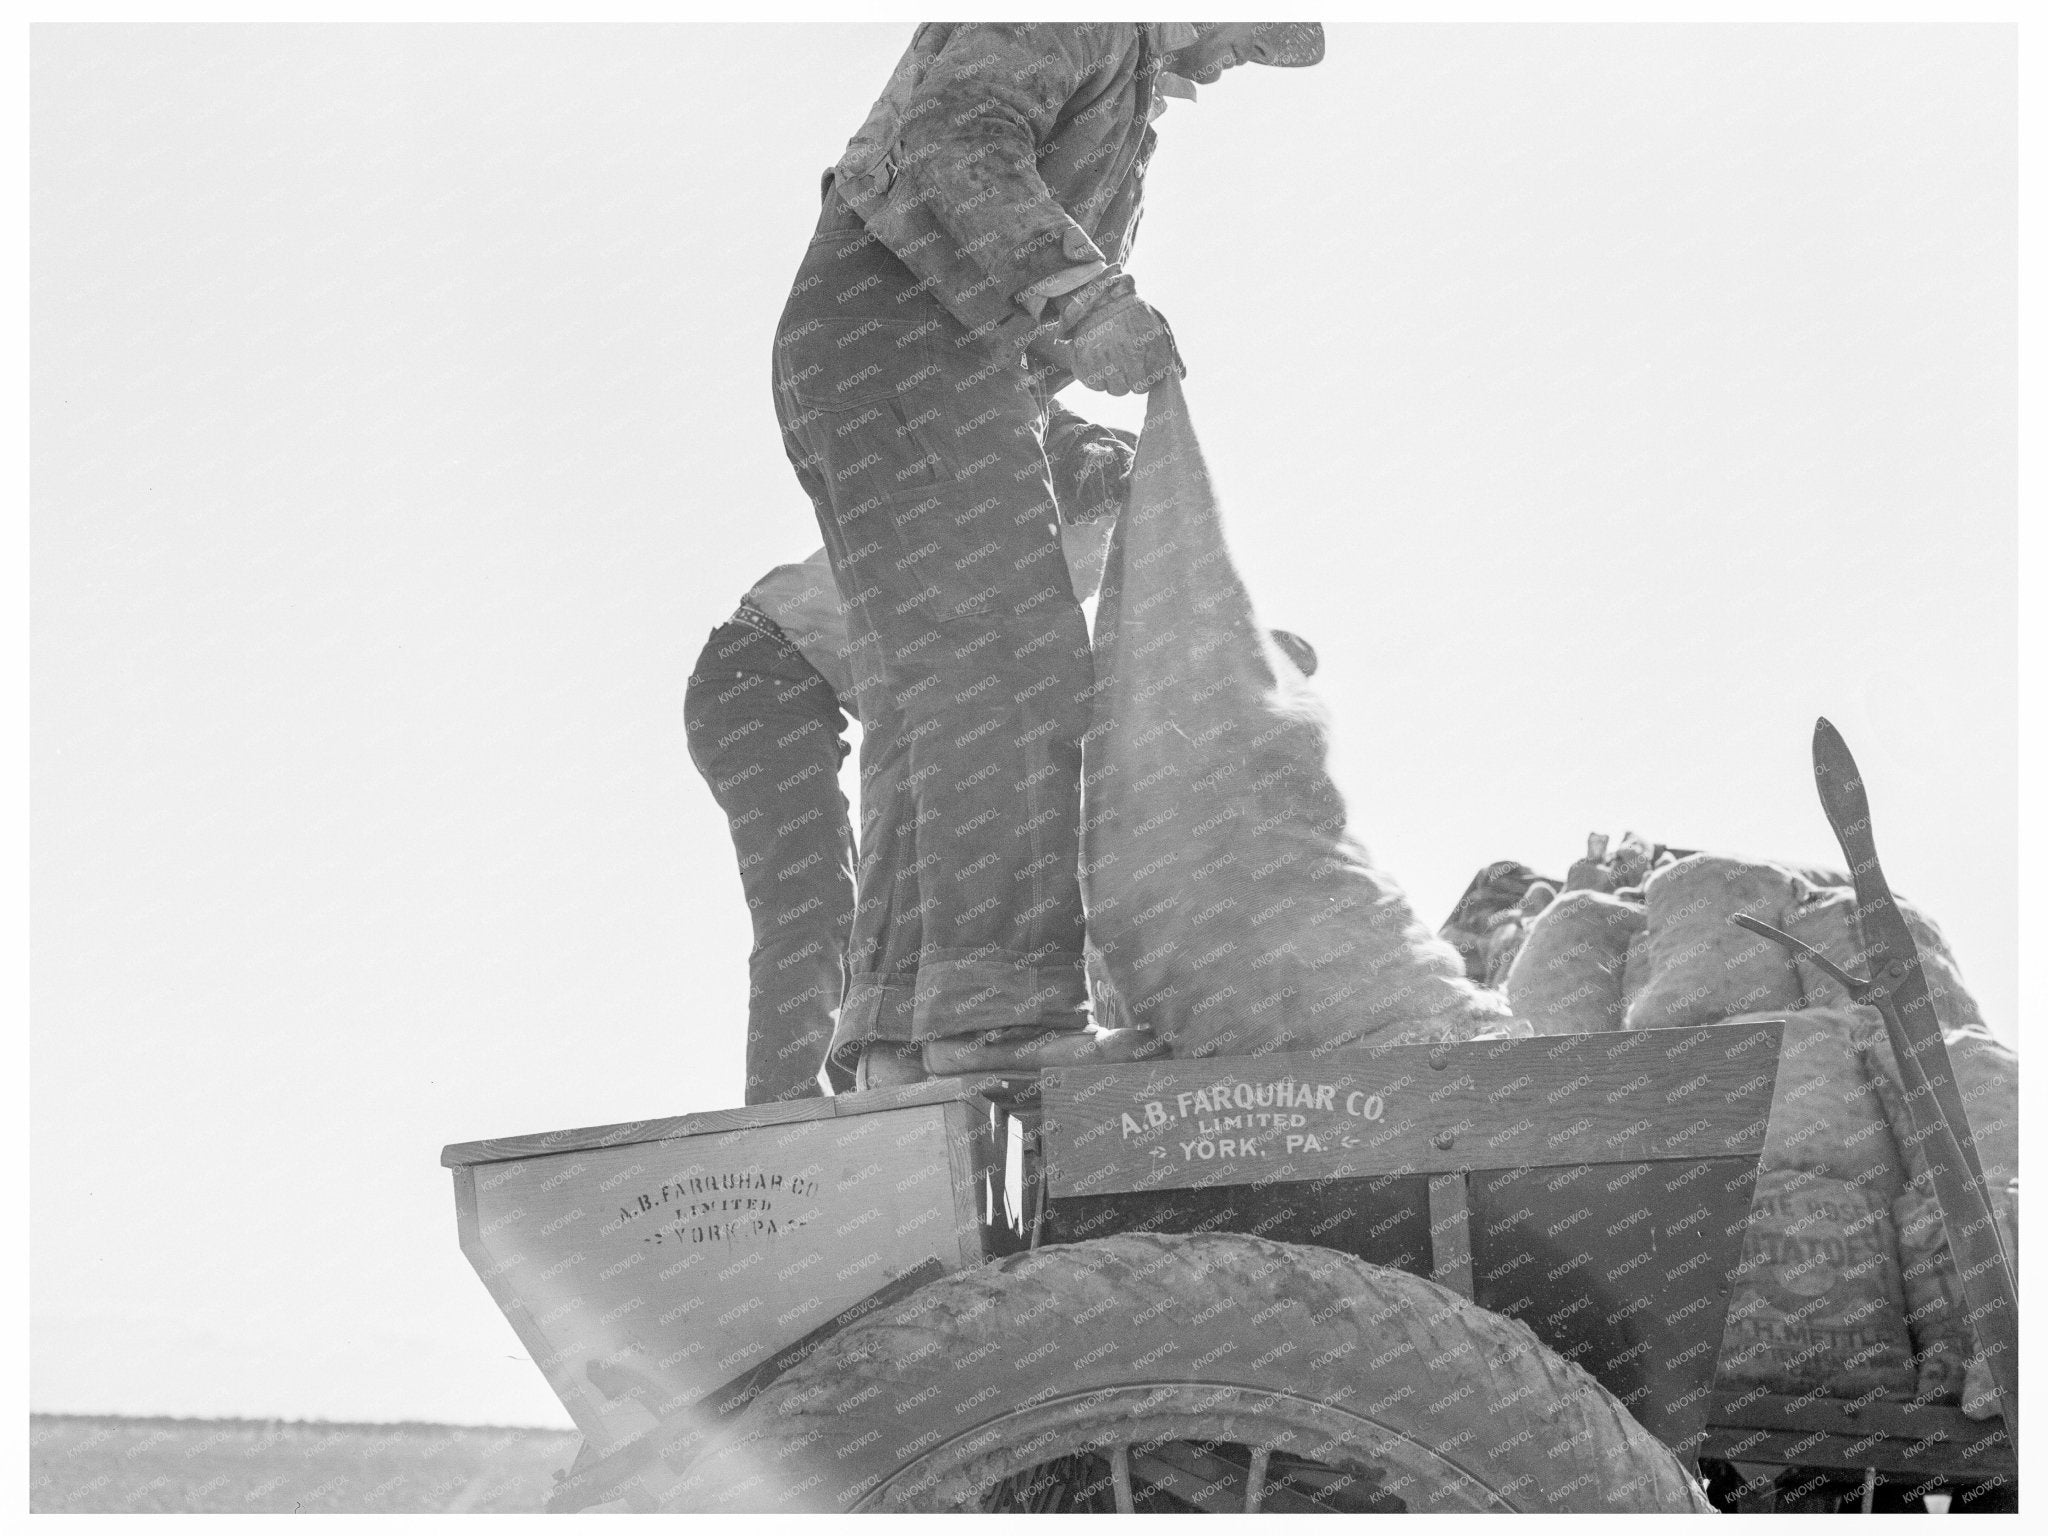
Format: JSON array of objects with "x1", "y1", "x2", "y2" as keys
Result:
[
  {"x1": 1039, "y1": 1022, "x2": 1782, "y2": 1197},
  {"x1": 1701, "y1": 1392, "x2": 2016, "y2": 1479},
  {"x1": 1698, "y1": 1425, "x2": 2012, "y2": 1482},
  {"x1": 442, "y1": 1079, "x2": 1003, "y2": 1167},
  {"x1": 940, "y1": 1100, "x2": 992, "y2": 1270},
  {"x1": 451, "y1": 1100, "x2": 984, "y2": 1477},
  {"x1": 450, "y1": 1164, "x2": 601, "y2": 1440},
  {"x1": 1426, "y1": 1174, "x2": 1474, "y2": 1299},
  {"x1": 1468, "y1": 1156, "x2": 1759, "y2": 1456}
]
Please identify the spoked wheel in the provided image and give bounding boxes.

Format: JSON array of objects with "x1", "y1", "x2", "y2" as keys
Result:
[
  {"x1": 960, "y1": 1386, "x2": 1465, "y2": 1512},
  {"x1": 678, "y1": 1232, "x2": 1712, "y2": 1513}
]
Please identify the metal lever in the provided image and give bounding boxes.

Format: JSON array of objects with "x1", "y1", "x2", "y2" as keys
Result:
[
  {"x1": 1731, "y1": 914, "x2": 1870, "y2": 998},
  {"x1": 1727, "y1": 719, "x2": 2019, "y2": 1438}
]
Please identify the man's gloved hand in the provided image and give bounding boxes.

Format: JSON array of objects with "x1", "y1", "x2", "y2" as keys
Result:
[{"x1": 1059, "y1": 272, "x2": 1185, "y2": 397}]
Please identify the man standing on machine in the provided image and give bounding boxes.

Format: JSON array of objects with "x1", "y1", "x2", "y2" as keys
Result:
[{"x1": 770, "y1": 23, "x2": 1326, "y2": 1088}]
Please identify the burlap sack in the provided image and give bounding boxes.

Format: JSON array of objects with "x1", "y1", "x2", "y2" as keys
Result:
[
  {"x1": 1892, "y1": 1186, "x2": 1973, "y2": 1403},
  {"x1": 1716, "y1": 1168, "x2": 1917, "y2": 1401},
  {"x1": 1897, "y1": 898, "x2": 1993, "y2": 1039},
  {"x1": 1083, "y1": 379, "x2": 1512, "y2": 1057},
  {"x1": 1439, "y1": 861, "x2": 1550, "y2": 982},
  {"x1": 1474, "y1": 884, "x2": 1557, "y2": 987},
  {"x1": 1963, "y1": 1351, "x2": 2002, "y2": 1419},
  {"x1": 1861, "y1": 1015, "x2": 2017, "y2": 1411},
  {"x1": 1864, "y1": 1024, "x2": 2018, "y2": 1193},
  {"x1": 1480, "y1": 914, "x2": 1529, "y2": 990},
  {"x1": 1962, "y1": 1183, "x2": 2018, "y2": 1420},
  {"x1": 1563, "y1": 856, "x2": 1614, "y2": 894},
  {"x1": 1786, "y1": 885, "x2": 1991, "y2": 1040},
  {"x1": 1609, "y1": 832, "x2": 1655, "y2": 891},
  {"x1": 1949, "y1": 1031, "x2": 2020, "y2": 1190},
  {"x1": 1784, "y1": 884, "x2": 1870, "y2": 1009},
  {"x1": 1504, "y1": 890, "x2": 1644, "y2": 1035},
  {"x1": 1734, "y1": 1007, "x2": 1907, "y2": 1198},
  {"x1": 1620, "y1": 924, "x2": 1652, "y2": 1017},
  {"x1": 1624, "y1": 855, "x2": 1804, "y2": 1031}
]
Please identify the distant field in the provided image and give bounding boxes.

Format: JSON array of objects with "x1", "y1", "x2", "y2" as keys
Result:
[{"x1": 29, "y1": 1414, "x2": 581, "y2": 1513}]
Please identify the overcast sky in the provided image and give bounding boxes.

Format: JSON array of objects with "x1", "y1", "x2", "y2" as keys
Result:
[{"x1": 33, "y1": 23, "x2": 2014, "y2": 1426}]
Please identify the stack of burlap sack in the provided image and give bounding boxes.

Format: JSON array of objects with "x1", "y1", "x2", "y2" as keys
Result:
[
  {"x1": 1438, "y1": 833, "x2": 1684, "y2": 999},
  {"x1": 1438, "y1": 860, "x2": 1557, "y2": 990},
  {"x1": 1444, "y1": 840, "x2": 2018, "y2": 1411}
]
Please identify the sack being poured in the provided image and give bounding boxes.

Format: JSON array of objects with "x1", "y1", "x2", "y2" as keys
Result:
[{"x1": 1082, "y1": 378, "x2": 1515, "y2": 1057}]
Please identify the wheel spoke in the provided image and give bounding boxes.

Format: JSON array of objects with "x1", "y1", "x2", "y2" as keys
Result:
[
  {"x1": 1131, "y1": 1442, "x2": 1246, "y2": 1513},
  {"x1": 1246, "y1": 1447, "x2": 1270, "y2": 1513},
  {"x1": 975, "y1": 1436, "x2": 1401, "y2": 1515}
]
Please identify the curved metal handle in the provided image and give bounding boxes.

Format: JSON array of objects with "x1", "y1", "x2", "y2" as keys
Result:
[{"x1": 1728, "y1": 913, "x2": 1873, "y2": 999}]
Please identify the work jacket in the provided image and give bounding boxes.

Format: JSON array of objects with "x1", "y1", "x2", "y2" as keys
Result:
[{"x1": 829, "y1": 23, "x2": 1167, "y2": 362}]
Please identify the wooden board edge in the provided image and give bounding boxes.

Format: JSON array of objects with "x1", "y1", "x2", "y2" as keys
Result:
[
  {"x1": 1706, "y1": 1390, "x2": 2015, "y2": 1446},
  {"x1": 831, "y1": 1076, "x2": 1009, "y2": 1118},
  {"x1": 440, "y1": 1096, "x2": 837, "y2": 1168},
  {"x1": 1699, "y1": 1387, "x2": 2015, "y2": 1480},
  {"x1": 1696, "y1": 1423, "x2": 2015, "y2": 1481},
  {"x1": 940, "y1": 1099, "x2": 990, "y2": 1271},
  {"x1": 443, "y1": 1080, "x2": 1013, "y2": 1168},
  {"x1": 1426, "y1": 1172, "x2": 1474, "y2": 1299}
]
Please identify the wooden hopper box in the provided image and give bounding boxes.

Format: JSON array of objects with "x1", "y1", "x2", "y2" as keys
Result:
[{"x1": 440, "y1": 1079, "x2": 1016, "y2": 1511}]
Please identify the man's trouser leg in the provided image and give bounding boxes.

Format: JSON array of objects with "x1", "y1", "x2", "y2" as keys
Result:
[
  {"x1": 685, "y1": 619, "x2": 856, "y2": 1102},
  {"x1": 772, "y1": 210, "x2": 1094, "y2": 1072}
]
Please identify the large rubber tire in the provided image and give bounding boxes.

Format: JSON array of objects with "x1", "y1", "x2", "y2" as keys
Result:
[{"x1": 677, "y1": 1232, "x2": 1713, "y2": 1513}]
